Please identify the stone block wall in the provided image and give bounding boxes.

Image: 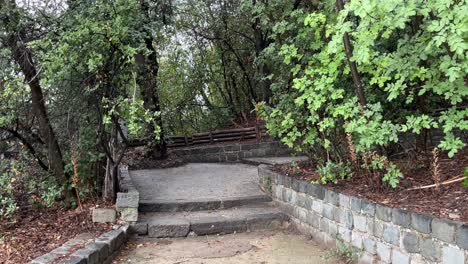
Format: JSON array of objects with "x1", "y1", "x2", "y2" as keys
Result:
[
  {"x1": 117, "y1": 166, "x2": 139, "y2": 223},
  {"x1": 258, "y1": 165, "x2": 468, "y2": 264},
  {"x1": 170, "y1": 141, "x2": 294, "y2": 163}
]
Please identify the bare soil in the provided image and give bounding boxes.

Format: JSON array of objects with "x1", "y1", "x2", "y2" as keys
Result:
[
  {"x1": 274, "y1": 149, "x2": 468, "y2": 222},
  {"x1": 0, "y1": 202, "x2": 113, "y2": 264}
]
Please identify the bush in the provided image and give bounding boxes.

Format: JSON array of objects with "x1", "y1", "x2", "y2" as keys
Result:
[
  {"x1": 0, "y1": 161, "x2": 17, "y2": 218},
  {"x1": 259, "y1": 0, "x2": 467, "y2": 188}
]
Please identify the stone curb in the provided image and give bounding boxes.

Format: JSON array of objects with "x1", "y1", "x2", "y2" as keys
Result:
[
  {"x1": 30, "y1": 225, "x2": 130, "y2": 264},
  {"x1": 260, "y1": 165, "x2": 468, "y2": 264}
]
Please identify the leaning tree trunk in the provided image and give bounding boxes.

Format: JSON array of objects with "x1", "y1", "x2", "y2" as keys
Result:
[{"x1": 4, "y1": 4, "x2": 73, "y2": 205}]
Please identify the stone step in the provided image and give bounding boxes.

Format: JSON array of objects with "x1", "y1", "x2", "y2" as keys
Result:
[
  {"x1": 139, "y1": 194, "x2": 272, "y2": 212},
  {"x1": 136, "y1": 202, "x2": 288, "y2": 238}
]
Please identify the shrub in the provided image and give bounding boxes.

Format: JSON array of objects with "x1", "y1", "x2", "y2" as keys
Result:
[{"x1": 259, "y1": 0, "x2": 467, "y2": 188}]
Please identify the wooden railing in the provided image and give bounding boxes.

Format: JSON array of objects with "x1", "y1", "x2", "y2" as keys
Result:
[{"x1": 166, "y1": 125, "x2": 267, "y2": 148}]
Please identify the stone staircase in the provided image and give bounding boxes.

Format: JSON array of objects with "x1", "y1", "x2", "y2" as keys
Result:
[{"x1": 130, "y1": 163, "x2": 288, "y2": 238}]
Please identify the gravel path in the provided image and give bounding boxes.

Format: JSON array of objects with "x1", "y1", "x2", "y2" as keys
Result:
[{"x1": 113, "y1": 230, "x2": 338, "y2": 264}]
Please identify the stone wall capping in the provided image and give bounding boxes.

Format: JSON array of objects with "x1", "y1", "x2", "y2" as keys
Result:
[{"x1": 258, "y1": 165, "x2": 468, "y2": 264}]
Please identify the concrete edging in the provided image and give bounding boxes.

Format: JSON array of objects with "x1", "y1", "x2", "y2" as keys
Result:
[
  {"x1": 258, "y1": 164, "x2": 468, "y2": 264},
  {"x1": 30, "y1": 225, "x2": 130, "y2": 264}
]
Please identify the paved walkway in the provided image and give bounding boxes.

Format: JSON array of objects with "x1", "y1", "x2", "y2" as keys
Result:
[{"x1": 114, "y1": 230, "x2": 337, "y2": 264}]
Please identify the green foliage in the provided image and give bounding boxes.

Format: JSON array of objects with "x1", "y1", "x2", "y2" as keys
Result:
[
  {"x1": 259, "y1": 0, "x2": 467, "y2": 187},
  {"x1": 0, "y1": 161, "x2": 17, "y2": 218},
  {"x1": 324, "y1": 237, "x2": 362, "y2": 263},
  {"x1": 316, "y1": 161, "x2": 353, "y2": 185}
]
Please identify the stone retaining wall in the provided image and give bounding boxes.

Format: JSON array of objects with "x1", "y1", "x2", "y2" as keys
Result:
[
  {"x1": 30, "y1": 225, "x2": 129, "y2": 264},
  {"x1": 170, "y1": 141, "x2": 293, "y2": 163},
  {"x1": 258, "y1": 165, "x2": 468, "y2": 264}
]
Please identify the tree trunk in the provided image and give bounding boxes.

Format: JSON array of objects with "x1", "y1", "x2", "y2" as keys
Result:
[
  {"x1": 4, "y1": 3, "x2": 73, "y2": 205},
  {"x1": 336, "y1": 0, "x2": 367, "y2": 107},
  {"x1": 138, "y1": 2, "x2": 167, "y2": 159},
  {"x1": 252, "y1": 0, "x2": 272, "y2": 103}
]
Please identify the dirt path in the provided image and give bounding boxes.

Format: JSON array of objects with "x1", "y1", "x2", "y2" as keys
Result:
[{"x1": 113, "y1": 230, "x2": 338, "y2": 264}]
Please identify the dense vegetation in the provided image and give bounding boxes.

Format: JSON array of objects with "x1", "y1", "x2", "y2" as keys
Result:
[{"x1": 0, "y1": 0, "x2": 466, "y2": 218}]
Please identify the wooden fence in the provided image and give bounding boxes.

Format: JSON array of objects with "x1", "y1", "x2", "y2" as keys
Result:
[{"x1": 165, "y1": 125, "x2": 267, "y2": 148}]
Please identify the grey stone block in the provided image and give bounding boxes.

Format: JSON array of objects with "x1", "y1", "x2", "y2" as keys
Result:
[
  {"x1": 456, "y1": 224, "x2": 468, "y2": 250},
  {"x1": 338, "y1": 226, "x2": 351, "y2": 242},
  {"x1": 353, "y1": 213, "x2": 367, "y2": 232},
  {"x1": 130, "y1": 222, "x2": 148, "y2": 235},
  {"x1": 333, "y1": 207, "x2": 343, "y2": 223},
  {"x1": 307, "y1": 212, "x2": 320, "y2": 228},
  {"x1": 100, "y1": 229, "x2": 125, "y2": 252},
  {"x1": 351, "y1": 231, "x2": 362, "y2": 248},
  {"x1": 373, "y1": 220, "x2": 384, "y2": 238},
  {"x1": 320, "y1": 218, "x2": 329, "y2": 233},
  {"x1": 312, "y1": 199, "x2": 322, "y2": 214},
  {"x1": 431, "y1": 218, "x2": 457, "y2": 243},
  {"x1": 361, "y1": 200, "x2": 375, "y2": 216},
  {"x1": 376, "y1": 242, "x2": 392, "y2": 263},
  {"x1": 383, "y1": 225, "x2": 400, "y2": 246},
  {"x1": 50, "y1": 245, "x2": 72, "y2": 255},
  {"x1": 392, "y1": 249, "x2": 410, "y2": 264},
  {"x1": 60, "y1": 256, "x2": 87, "y2": 264},
  {"x1": 284, "y1": 176, "x2": 293, "y2": 188},
  {"x1": 363, "y1": 238, "x2": 376, "y2": 254},
  {"x1": 304, "y1": 196, "x2": 314, "y2": 210},
  {"x1": 290, "y1": 190, "x2": 298, "y2": 205},
  {"x1": 30, "y1": 253, "x2": 60, "y2": 264},
  {"x1": 376, "y1": 204, "x2": 392, "y2": 222},
  {"x1": 351, "y1": 196, "x2": 362, "y2": 212},
  {"x1": 421, "y1": 238, "x2": 442, "y2": 262},
  {"x1": 296, "y1": 193, "x2": 307, "y2": 208},
  {"x1": 282, "y1": 188, "x2": 291, "y2": 203},
  {"x1": 118, "y1": 207, "x2": 138, "y2": 222},
  {"x1": 392, "y1": 208, "x2": 411, "y2": 228},
  {"x1": 334, "y1": 208, "x2": 353, "y2": 229},
  {"x1": 298, "y1": 180, "x2": 309, "y2": 193},
  {"x1": 116, "y1": 191, "x2": 139, "y2": 208},
  {"x1": 322, "y1": 203, "x2": 334, "y2": 220},
  {"x1": 329, "y1": 222, "x2": 338, "y2": 237},
  {"x1": 92, "y1": 208, "x2": 116, "y2": 223},
  {"x1": 366, "y1": 217, "x2": 374, "y2": 234},
  {"x1": 307, "y1": 184, "x2": 325, "y2": 200},
  {"x1": 149, "y1": 218, "x2": 190, "y2": 238},
  {"x1": 276, "y1": 173, "x2": 285, "y2": 185},
  {"x1": 86, "y1": 242, "x2": 109, "y2": 263},
  {"x1": 224, "y1": 145, "x2": 240, "y2": 152},
  {"x1": 339, "y1": 193, "x2": 350, "y2": 208},
  {"x1": 73, "y1": 247, "x2": 100, "y2": 264},
  {"x1": 324, "y1": 189, "x2": 339, "y2": 206},
  {"x1": 442, "y1": 245, "x2": 465, "y2": 264},
  {"x1": 226, "y1": 152, "x2": 239, "y2": 161},
  {"x1": 411, "y1": 213, "x2": 432, "y2": 234},
  {"x1": 295, "y1": 207, "x2": 308, "y2": 223},
  {"x1": 402, "y1": 231, "x2": 419, "y2": 253},
  {"x1": 292, "y1": 178, "x2": 302, "y2": 192}
]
